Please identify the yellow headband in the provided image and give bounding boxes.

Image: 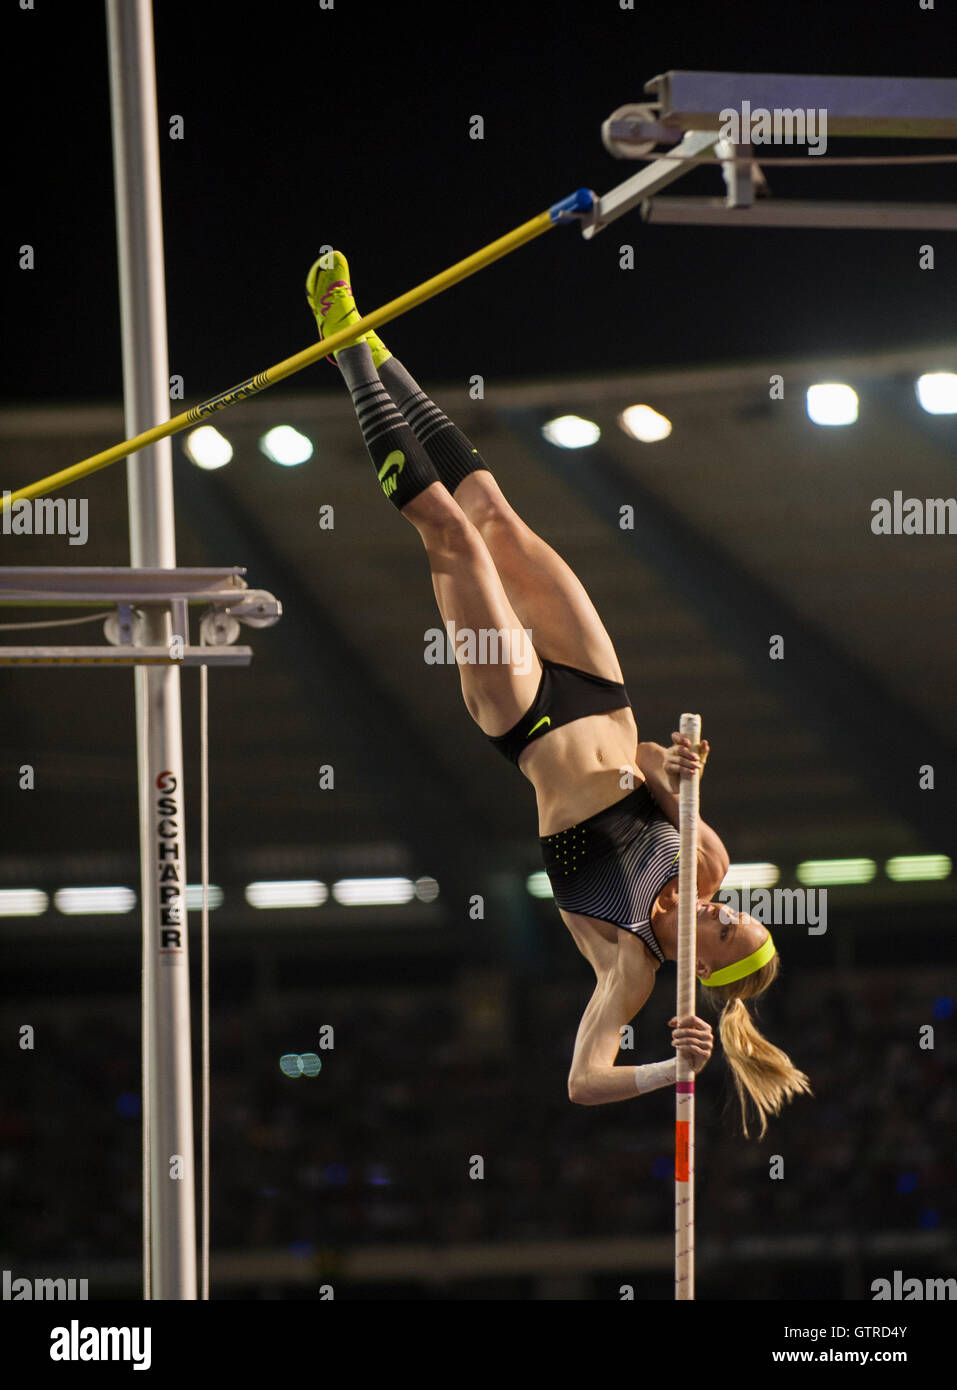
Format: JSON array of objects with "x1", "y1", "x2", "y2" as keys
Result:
[{"x1": 700, "y1": 932, "x2": 776, "y2": 988}]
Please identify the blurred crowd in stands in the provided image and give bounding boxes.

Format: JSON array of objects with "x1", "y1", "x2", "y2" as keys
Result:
[{"x1": 2, "y1": 963, "x2": 954, "y2": 1278}]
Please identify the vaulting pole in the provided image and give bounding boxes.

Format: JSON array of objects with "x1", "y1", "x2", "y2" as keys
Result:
[
  {"x1": 675, "y1": 711, "x2": 701, "y2": 1300},
  {"x1": 106, "y1": 0, "x2": 197, "y2": 1299}
]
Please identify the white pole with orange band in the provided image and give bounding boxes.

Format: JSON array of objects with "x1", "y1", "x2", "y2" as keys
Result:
[{"x1": 675, "y1": 711, "x2": 701, "y2": 1300}]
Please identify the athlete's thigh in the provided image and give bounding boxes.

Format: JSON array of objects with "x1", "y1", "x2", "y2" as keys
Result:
[
  {"x1": 457, "y1": 474, "x2": 623, "y2": 680},
  {"x1": 489, "y1": 527, "x2": 622, "y2": 679}
]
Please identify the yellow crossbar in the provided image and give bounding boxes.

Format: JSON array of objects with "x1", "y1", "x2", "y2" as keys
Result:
[{"x1": 2, "y1": 207, "x2": 560, "y2": 511}]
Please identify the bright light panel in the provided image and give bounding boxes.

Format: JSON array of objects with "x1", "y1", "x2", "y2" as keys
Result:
[
  {"x1": 54, "y1": 887, "x2": 137, "y2": 915},
  {"x1": 916, "y1": 372, "x2": 957, "y2": 415},
  {"x1": 245, "y1": 880, "x2": 328, "y2": 909},
  {"x1": 720, "y1": 863, "x2": 780, "y2": 890},
  {"x1": 259, "y1": 425, "x2": 314, "y2": 466},
  {"x1": 541, "y1": 415, "x2": 601, "y2": 449},
  {"x1": 618, "y1": 404, "x2": 673, "y2": 442},
  {"x1": 886, "y1": 854, "x2": 952, "y2": 882},
  {"x1": 331, "y1": 877, "x2": 416, "y2": 906},
  {"x1": 184, "y1": 426, "x2": 233, "y2": 469},
  {"x1": 414, "y1": 876, "x2": 440, "y2": 902},
  {"x1": 526, "y1": 871, "x2": 553, "y2": 899},
  {"x1": 796, "y1": 858, "x2": 876, "y2": 886},
  {"x1": 280, "y1": 1053, "x2": 322, "y2": 1078},
  {"x1": 0, "y1": 889, "x2": 49, "y2": 917},
  {"x1": 185, "y1": 884, "x2": 224, "y2": 910},
  {"x1": 806, "y1": 383, "x2": 858, "y2": 426}
]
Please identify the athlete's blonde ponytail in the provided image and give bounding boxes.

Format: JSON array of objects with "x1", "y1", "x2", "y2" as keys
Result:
[{"x1": 704, "y1": 954, "x2": 812, "y2": 1139}]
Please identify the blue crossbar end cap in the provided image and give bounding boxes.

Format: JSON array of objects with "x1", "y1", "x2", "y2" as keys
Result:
[{"x1": 549, "y1": 188, "x2": 595, "y2": 222}]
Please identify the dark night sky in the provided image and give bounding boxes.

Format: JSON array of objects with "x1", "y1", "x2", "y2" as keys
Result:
[{"x1": 7, "y1": 0, "x2": 956, "y2": 406}]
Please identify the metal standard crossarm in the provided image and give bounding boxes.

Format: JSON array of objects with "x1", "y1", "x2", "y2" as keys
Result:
[
  {"x1": 0, "y1": 567, "x2": 281, "y2": 666},
  {"x1": 587, "y1": 71, "x2": 957, "y2": 235},
  {"x1": 646, "y1": 71, "x2": 957, "y2": 139},
  {"x1": 582, "y1": 130, "x2": 721, "y2": 239},
  {"x1": 642, "y1": 198, "x2": 957, "y2": 230},
  {"x1": 0, "y1": 566, "x2": 278, "y2": 610},
  {"x1": 0, "y1": 647, "x2": 253, "y2": 667}
]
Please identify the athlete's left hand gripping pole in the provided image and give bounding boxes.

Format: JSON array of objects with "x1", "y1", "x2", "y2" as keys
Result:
[{"x1": 675, "y1": 711, "x2": 702, "y2": 1300}]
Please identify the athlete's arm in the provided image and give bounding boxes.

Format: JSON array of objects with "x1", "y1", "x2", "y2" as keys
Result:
[{"x1": 636, "y1": 737, "x2": 730, "y2": 891}]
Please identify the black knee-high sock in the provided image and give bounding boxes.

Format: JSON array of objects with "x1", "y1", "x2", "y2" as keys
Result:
[
  {"x1": 378, "y1": 356, "x2": 487, "y2": 495},
  {"x1": 336, "y1": 343, "x2": 440, "y2": 509}
]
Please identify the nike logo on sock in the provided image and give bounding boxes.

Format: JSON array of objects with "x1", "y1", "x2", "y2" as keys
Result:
[
  {"x1": 378, "y1": 450, "x2": 406, "y2": 498},
  {"x1": 378, "y1": 450, "x2": 406, "y2": 482}
]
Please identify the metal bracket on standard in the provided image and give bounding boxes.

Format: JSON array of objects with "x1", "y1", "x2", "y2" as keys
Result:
[
  {"x1": 589, "y1": 71, "x2": 957, "y2": 233},
  {"x1": 0, "y1": 566, "x2": 282, "y2": 666},
  {"x1": 583, "y1": 129, "x2": 722, "y2": 239}
]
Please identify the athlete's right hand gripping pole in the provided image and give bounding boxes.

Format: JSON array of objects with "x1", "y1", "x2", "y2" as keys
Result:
[{"x1": 675, "y1": 712, "x2": 702, "y2": 1300}]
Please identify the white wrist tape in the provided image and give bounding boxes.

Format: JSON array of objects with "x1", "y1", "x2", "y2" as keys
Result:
[{"x1": 634, "y1": 1058, "x2": 678, "y2": 1095}]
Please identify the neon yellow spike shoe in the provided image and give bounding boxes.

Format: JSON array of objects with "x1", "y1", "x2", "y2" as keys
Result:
[{"x1": 305, "y1": 250, "x2": 392, "y2": 368}]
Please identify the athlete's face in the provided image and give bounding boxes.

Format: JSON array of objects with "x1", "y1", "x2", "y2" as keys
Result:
[{"x1": 694, "y1": 902, "x2": 768, "y2": 980}]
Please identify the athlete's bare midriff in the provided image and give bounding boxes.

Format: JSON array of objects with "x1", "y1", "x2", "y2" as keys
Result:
[{"x1": 517, "y1": 706, "x2": 643, "y2": 835}]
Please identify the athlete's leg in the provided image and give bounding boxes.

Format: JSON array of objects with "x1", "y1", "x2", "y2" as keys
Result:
[
  {"x1": 566, "y1": 928, "x2": 657, "y2": 1104},
  {"x1": 400, "y1": 483, "x2": 542, "y2": 733},
  {"x1": 456, "y1": 470, "x2": 623, "y2": 680},
  {"x1": 401, "y1": 483, "x2": 542, "y2": 733},
  {"x1": 379, "y1": 356, "x2": 623, "y2": 679},
  {"x1": 305, "y1": 252, "x2": 618, "y2": 682}
]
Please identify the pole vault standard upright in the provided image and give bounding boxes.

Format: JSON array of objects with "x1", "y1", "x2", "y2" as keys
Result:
[
  {"x1": 675, "y1": 712, "x2": 701, "y2": 1300},
  {"x1": 106, "y1": 0, "x2": 196, "y2": 1300}
]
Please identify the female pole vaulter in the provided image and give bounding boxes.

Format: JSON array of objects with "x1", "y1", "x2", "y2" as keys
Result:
[{"x1": 307, "y1": 252, "x2": 811, "y2": 1138}]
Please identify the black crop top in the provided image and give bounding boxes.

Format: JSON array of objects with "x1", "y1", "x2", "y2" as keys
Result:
[{"x1": 487, "y1": 659, "x2": 632, "y2": 766}]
